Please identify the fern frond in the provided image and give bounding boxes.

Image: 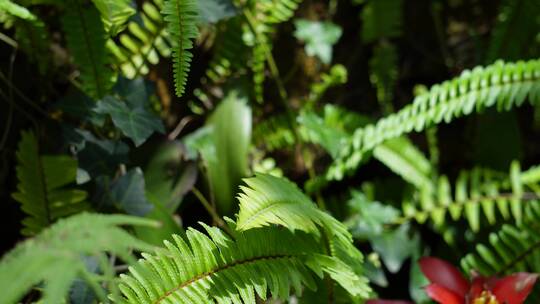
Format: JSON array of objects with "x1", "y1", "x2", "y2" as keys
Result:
[
  {"x1": 12, "y1": 131, "x2": 89, "y2": 236},
  {"x1": 237, "y1": 174, "x2": 348, "y2": 238},
  {"x1": 461, "y1": 223, "x2": 540, "y2": 276},
  {"x1": 369, "y1": 42, "x2": 398, "y2": 112},
  {"x1": 0, "y1": 213, "x2": 155, "y2": 304},
  {"x1": 329, "y1": 59, "x2": 540, "y2": 180},
  {"x1": 253, "y1": 113, "x2": 296, "y2": 151},
  {"x1": 14, "y1": 17, "x2": 51, "y2": 74},
  {"x1": 204, "y1": 16, "x2": 250, "y2": 83},
  {"x1": 361, "y1": 0, "x2": 402, "y2": 43},
  {"x1": 308, "y1": 64, "x2": 348, "y2": 106},
  {"x1": 401, "y1": 162, "x2": 540, "y2": 231},
  {"x1": 115, "y1": 221, "x2": 369, "y2": 303},
  {"x1": 373, "y1": 136, "x2": 433, "y2": 190},
  {"x1": 63, "y1": 0, "x2": 116, "y2": 99},
  {"x1": 108, "y1": 0, "x2": 173, "y2": 79},
  {"x1": 0, "y1": 0, "x2": 37, "y2": 21},
  {"x1": 162, "y1": 0, "x2": 199, "y2": 97}
]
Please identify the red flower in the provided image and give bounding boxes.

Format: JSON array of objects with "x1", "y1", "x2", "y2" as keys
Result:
[
  {"x1": 419, "y1": 257, "x2": 538, "y2": 304},
  {"x1": 365, "y1": 257, "x2": 538, "y2": 304}
]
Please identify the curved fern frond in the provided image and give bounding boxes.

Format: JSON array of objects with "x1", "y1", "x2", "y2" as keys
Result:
[
  {"x1": 108, "y1": 0, "x2": 174, "y2": 79},
  {"x1": 12, "y1": 131, "x2": 89, "y2": 236},
  {"x1": 236, "y1": 174, "x2": 348, "y2": 238},
  {"x1": 114, "y1": 221, "x2": 369, "y2": 303},
  {"x1": 253, "y1": 113, "x2": 296, "y2": 151},
  {"x1": 461, "y1": 224, "x2": 540, "y2": 276},
  {"x1": 329, "y1": 58, "x2": 540, "y2": 180},
  {"x1": 63, "y1": 0, "x2": 116, "y2": 99},
  {"x1": 162, "y1": 0, "x2": 199, "y2": 97},
  {"x1": 401, "y1": 161, "x2": 540, "y2": 231},
  {"x1": 0, "y1": 213, "x2": 155, "y2": 304}
]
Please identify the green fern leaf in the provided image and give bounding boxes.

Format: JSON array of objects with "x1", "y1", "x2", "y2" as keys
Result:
[
  {"x1": 162, "y1": 0, "x2": 199, "y2": 97},
  {"x1": 329, "y1": 58, "x2": 540, "y2": 180},
  {"x1": 108, "y1": 0, "x2": 174, "y2": 79},
  {"x1": 92, "y1": 0, "x2": 135, "y2": 36},
  {"x1": 12, "y1": 131, "x2": 88, "y2": 235},
  {"x1": 361, "y1": 0, "x2": 402, "y2": 43},
  {"x1": 114, "y1": 221, "x2": 369, "y2": 303},
  {"x1": 237, "y1": 174, "x2": 350, "y2": 239},
  {"x1": 63, "y1": 0, "x2": 116, "y2": 99},
  {"x1": 401, "y1": 162, "x2": 540, "y2": 231},
  {"x1": 0, "y1": 0, "x2": 37, "y2": 21},
  {"x1": 0, "y1": 213, "x2": 155, "y2": 304}
]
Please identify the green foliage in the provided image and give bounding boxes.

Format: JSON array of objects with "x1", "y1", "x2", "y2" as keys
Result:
[
  {"x1": 361, "y1": 0, "x2": 402, "y2": 43},
  {"x1": 294, "y1": 19, "x2": 342, "y2": 64},
  {"x1": 114, "y1": 220, "x2": 369, "y2": 303},
  {"x1": 0, "y1": 213, "x2": 155, "y2": 304},
  {"x1": 92, "y1": 0, "x2": 135, "y2": 36},
  {"x1": 185, "y1": 92, "x2": 252, "y2": 215},
  {"x1": 0, "y1": 0, "x2": 37, "y2": 20},
  {"x1": 329, "y1": 59, "x2": 540, "y2": 180},
  {"x1": 12, "y1": 131, "x2": 88, "y2": 236},
  {"x1": 95, "y1": 95, "x2": 164, "y2": 146},
  {"x1": 402, "y1": 161, "x2": 540, "y2": 232},
  {"x1": 63, "y1": 0, "x2": 116, "y2": 99},
  {"x1": 369, "y1": 43, "x2": 398, "y2": 112},
  {"x1": 107, "y1": 0, "x2": 173, "y2": 79},
  {"x1": 161, "y1": 0, "x2": 199, "y2": 97},
  {"x1": 486, "y1": 0, "x2": 540, "y2": 62},
  {"x1": 198, "y1": 0, "x2": 237, "y2": 23}
]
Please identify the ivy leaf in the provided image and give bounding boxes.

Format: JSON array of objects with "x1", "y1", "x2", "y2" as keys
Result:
[
  {"x1": 63, "y1": 128, "x2": 129, "y2": 177},
  {"x1": 371, "y1": 224, "x2": 419, "y2": 273},
  {"x1": 294, "y1": 19, "x2": 342, "y2": 64},
  {"x1": 198, "y1": 0, "x2": 237, "y2": 23},
  {"x1": 95, "y1": 96, "x2": 164, "y2": 146},
  {"x1": 97, "y1": 168, "x2": 154, "y2": 216}
]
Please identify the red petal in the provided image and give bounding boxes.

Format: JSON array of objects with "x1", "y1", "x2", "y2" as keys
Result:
[
  {"x1": 425, "y1": 284, "x2": 465, "y2": 304},
  {"x1": 419, "y1": 257, "x2": 469, "y2": 296},
  {"x1": 469, "y1": 274, "x2": 489, "y2": 299},
  {"x1": 491, "y1": 272, "x2": 538, "y2": 304},
  {"x1": 365, "y1": 300, "x2": 413, "y2": 304}
]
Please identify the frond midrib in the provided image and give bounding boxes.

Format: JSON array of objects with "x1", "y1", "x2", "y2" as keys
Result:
[{"x1": 154, "y1": 253, "x2": 297, "y2": 303}]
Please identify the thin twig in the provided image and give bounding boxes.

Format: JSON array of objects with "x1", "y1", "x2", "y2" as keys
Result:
[{"x1": 192, "y1": 187, "x2": 233, "y2": 235}]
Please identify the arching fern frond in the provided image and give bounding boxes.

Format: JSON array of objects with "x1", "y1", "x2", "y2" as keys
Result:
[
  {"x1": 461, "y1": 223, "x2": 540, "y2": 276},
  {"x1": 12, "y1": 131, "x2": 89, "y2": 236},
  {"x1": 237, "y1": 174, "x2": 349, "y2": 239},
  {"x1": 162, "y1": 0, "x2": 199, "y2": 97},
  {"x1": 63, "y1": 0, "x2": 116, "y2": 99},
  {"x1": 114, "y1": 221, "x2": 369, "y2": 303},
  {"x1": 92, "y1": 0, "x2": 135, "y2": 36},
  {"x1": 401, "y1": 161, "x2": 540, "y2": 232},
  {"x1": 0, "y1": 213, "x2": 155, "y2": 304},
  {"x1": 108, "y1": 0, "x2": 173, "y2": 79},
  {"x1": 329, "y1": 58, "x2": 540, "y2": 180}
]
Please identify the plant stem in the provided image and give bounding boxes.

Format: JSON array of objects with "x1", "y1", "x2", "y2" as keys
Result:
[{"x1": 192, "y1": 187, "x2": 233, "y2": 235}]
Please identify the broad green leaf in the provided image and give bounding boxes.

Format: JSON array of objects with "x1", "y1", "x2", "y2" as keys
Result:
[
  {"x1": 198, "y1": 0, "x2": 237, "y2": 23},
  {"x1": 205, "y1": 91, "x2": 251, "y2": 215},
  {"x1": 92, "y1": 0, "x2": 135, "y2": 36},
  {"x1": 294, "y1": 19, "x2": 342, "y2": 64}
]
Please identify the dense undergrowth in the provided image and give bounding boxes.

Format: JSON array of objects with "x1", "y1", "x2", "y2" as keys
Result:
[{"x1": 1, "y1": 0, "x2": 540, "y2": 303}]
